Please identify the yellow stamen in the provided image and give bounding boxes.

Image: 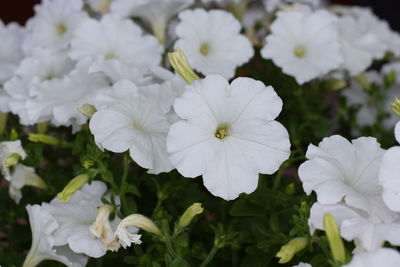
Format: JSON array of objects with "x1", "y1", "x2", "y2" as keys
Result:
[
  {"x1": 215, "y1": 125, "x2": 229, "y2": 139},
  {"x1": 294, "y1": 45, "x2": 306, "y2": 58},
  {"x1": 199, "y1": 43, "x2": 209, "y2": 56},
  {"x1": 56, "y1": 24, "x2": 67, "y2": 36}
]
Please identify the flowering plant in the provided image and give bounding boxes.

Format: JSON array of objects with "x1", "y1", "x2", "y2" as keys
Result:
[{"x1": 1, "y1": 0, "x2": 400, "y2": 266}]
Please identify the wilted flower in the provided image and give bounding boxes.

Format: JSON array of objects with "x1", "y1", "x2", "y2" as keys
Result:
[{"x1": 43, "y1": 181, "x2": 123, "y2": 258}]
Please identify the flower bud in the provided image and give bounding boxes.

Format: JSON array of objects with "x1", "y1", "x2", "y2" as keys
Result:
[
  {"x1": 4, "y1": 153, "x2": 21, "y2": 168},
  {"x1": 325, "y1": 79, "x2": 347, "y2": 91},
  {"x1": 24, "y1": 172, "x2": 48, "y2": 190},
  {"x1": 78, "y1": 104, "x2": 97, "y2": 118},
  {"x1": 323, "y1": 213, "x2": 346, "y2": 264},
  {"x1": 385, "y1": 70, "x2": 396, "y2": 87},
  {"x1": 391, "y1": 97, "x2": 400, "y2": 116},
  {"x1": 56, "y1": 174, "x2": 90, "y2": 203},
  {"x1": 28, "y1": 134, "x2": 67, "y2": 146},
  {"x1": 355, "y1": 73, "x2": 370, "y2": 91},
  {"x1": 92, "y1": 0, "x2": 112, "y2": 14},
  {"x1": 83, "y1": 160, "x2": 94, "y2": 169},
  {"x1": 152, "y1": 21, "x2": 166, "y2": 45},
  {"x1": 284, "y1": 183, "x2": 295, "y2": 195},
  {"x1": 276, "y1": 237, "x2": 308, "y2": 264},
  {"x1": 168, "y1": 48, "x2": 200, "y2": 85},
  {"x1": 178, "y1": 203, "x2": 204, "y2": 229}
]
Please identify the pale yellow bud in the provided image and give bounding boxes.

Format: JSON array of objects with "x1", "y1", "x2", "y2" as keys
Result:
[
  {"x1": 152, "y1": 21, "x2": 166, "y2": 45},
  {"x1": 325, "y1": 79, "x2": 347, "y2": 91},
  {"x1": 28, "y1": 134, "x2": 67, "y2": 146},
  {"x1": 83, "y1": 160, "x2": 94, "y2": 169},
  {"x1": 178, "y1": 203, "x2": 204, "y2": 229},
  {"x1": 323, "y1": 213, "x2": 346, "y2": 264},
  {"x1": 78, "y1": 104, "x2": 97, "y2": 118},
  {"x1": 24, "y1": 172, "x2": 47, "y2": 190},
  {"x1": 168, "y1": 48, "x2": 200, "y2": 85},
  {"x1": 4, "y1": 153, "x2": 21, "y2": 168},
  {"x1": 355, "y1": 73, "x2": 370, "y2": 91},
  {"x1": 391, "y1": 97, "x2": 400, "y2": 116},
  {"x1": 276, "y1": 237, "x2": 308, "y2": 264},
  {"x1": 56, "y1": 174, "x2": 90, "y2": 203}
]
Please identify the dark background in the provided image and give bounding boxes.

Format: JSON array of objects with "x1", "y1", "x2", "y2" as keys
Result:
[{"x1": 0, "y1": 0, "x2": 399, "y2": 31}]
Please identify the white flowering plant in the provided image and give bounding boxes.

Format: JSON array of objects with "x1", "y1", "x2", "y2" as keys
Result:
[{"x1": 1, "y1": 0, "x2": 400, "y2": 266}]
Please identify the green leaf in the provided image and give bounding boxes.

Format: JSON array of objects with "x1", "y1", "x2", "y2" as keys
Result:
[{"x1": 170, "y1": 258, "x2": 191, "y2": 267}]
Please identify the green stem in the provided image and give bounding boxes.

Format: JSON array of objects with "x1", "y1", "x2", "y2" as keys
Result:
[
  {"x1": 272, "y1": 167, "x2": 283, "y2": 191},
  {"x1": 36, "y1": 121, "x2": 49, "y2": 134},
  {"x1": 120, "y1": 154, "x2": 130, "y2": 215},
  {"x1": 164, "y1": 236, "x2": 179, "y2": 258},
  {"x1": 200, "y1": 244, "x2": 219, "y2": 267},
  {"x1": 0, "y1": 112, "x2": 7, "y2": 136}
]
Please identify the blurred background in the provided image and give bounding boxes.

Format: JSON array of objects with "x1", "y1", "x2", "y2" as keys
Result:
[{"x1": 1, "y1": 0, "x2": 399, "y2": 31}]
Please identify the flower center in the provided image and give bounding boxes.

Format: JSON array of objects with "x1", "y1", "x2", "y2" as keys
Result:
[
  {"x1": 105, "y1": 52, "x2": 117, "y2": 60},
  {"x1": 215, "y1": 124, "x2": 229, "y2": 139},
  {"x1": 293, "y1": 45, "x2": 306, "y2": 58},
  {"x1": 56, "y1": 23, "x2": 67, "y2": 36},
  {"x1": 199, "y1": 43, "x2": 209, "y2": 56},
  {"x1": 132, "y1": 120, "x2": 148, "y2": 133}
]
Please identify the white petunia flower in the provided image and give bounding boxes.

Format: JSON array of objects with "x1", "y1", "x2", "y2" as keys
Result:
[
  {"x1": 397, "y1": 122, "x2": 400, "y2": 141},
  {"x1": 70, "y1": 14, "x2": 162, "y2": 68},
  {"x1": 25, "y1": 59, "x2": 109, "y2": 131},
  {"x1": 23, "y1": 204, "x2": 88, "y2": 267},
  {"x1": 292, "y1": 263, "x2": 312, "y2": 267},
  {"x1": 341, "y1": 70, "x2": 399, "y2": 130},
  {"x1": 0, "y1": 140, "x2": 27, "y2": 181},
  {"x1": 8, "y1": 164, "x2": 47, "y2": 204},
  {"x1": 23, "y1": 0, "x2": 88, "y2": 53},
  {"x1": 298, "y1": 135, "x2": 393, "y2": 221},
  {"x1": 89, "y1": 80, "x2": 174, "y2": 174},
  {"x1": 175, "y1": 9, "x2": 254, "y2": 79},
  {"x1": 0, "y1": 20, "x2": 25, "y2": 85},
  {"x1": 43, "y1": 181, "x2": 126, "y2": 258},
  {"x1": 110, "y1": 0, "x2": 194, "y2": 43},
  {"x1": 167, "y1": 75, "x2": 290, "y2": 200},
  {"x1": 139, "y1": 67, "x2": 186, "y2": 114},
  {"x1": 379, "y1": 122, "x2": 400, "y2": 212},
  {"x1": 337, "y1": 14, "x2": 384, "y2": 76},
  {"x1": 4, "y1": 49, "x2": 76, "y2": 125},
  {"x1": 261, "y1": 9, "x2": 343, "y2": 84},
  {"x1": 343, "y1": 248, "x2": 400, "y2": 267},
  {"x1": 88, "y1": 58, "x2": 151, "y2": 86},
  {"x1": 309, "y1": 202, "x2": 400, "y2": 251},
  {"x1": 343, "y1": 7, "x2": 400, "y2": 57}
]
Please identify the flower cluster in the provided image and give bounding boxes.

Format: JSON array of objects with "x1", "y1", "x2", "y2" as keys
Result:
[{"x1": 1, "y1": 0, "x2": 400, "y2": 266}]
